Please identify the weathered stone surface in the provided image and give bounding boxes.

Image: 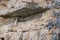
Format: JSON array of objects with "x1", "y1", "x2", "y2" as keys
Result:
[{"x1": 0, "y1": 0, "x2": 60, "y2": 40}]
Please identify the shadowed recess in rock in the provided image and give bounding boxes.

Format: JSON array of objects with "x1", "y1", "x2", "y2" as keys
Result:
[
  {"x1": 58, "y1": 33, "x2": 60, "y2": 40},
  {"x1": 0, "y1": 7, "x2": 49, "y2": 18},
  {"x1": 0, "y1": 37, "x2": 4, "y2": 40},
  {"x1": 0, "y1": 0, "x2": 50, "y2": 22},
  {"x1": 0, "y1": 0, "x2": 49, "y2": 18}
]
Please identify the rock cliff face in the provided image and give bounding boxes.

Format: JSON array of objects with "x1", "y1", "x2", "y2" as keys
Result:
[{"x1": 0, "y1": 0, "x2": 60, "y2": 40}]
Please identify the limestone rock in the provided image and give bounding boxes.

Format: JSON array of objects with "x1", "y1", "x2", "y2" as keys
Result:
[{"x1": 0, "y1": 0, "x2": 60, "y2": 40}]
